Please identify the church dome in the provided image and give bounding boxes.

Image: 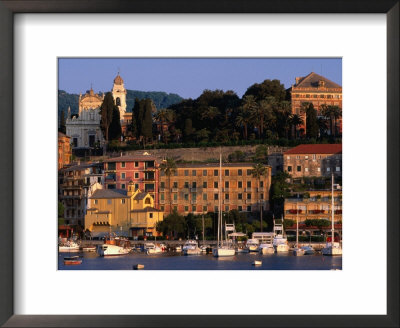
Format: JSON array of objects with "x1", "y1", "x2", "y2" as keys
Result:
[{"x1": 114, "y1": 74, "x2": 124, "y2": 85}]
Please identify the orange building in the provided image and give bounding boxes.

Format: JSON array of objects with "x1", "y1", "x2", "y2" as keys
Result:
[
  {"x1": 58, "y1": 132, "x2": 72, "y2": 169},
  {"x1": 159, "y1": 163, "x2": 271, "y2": 215},
  {"x1": 291, "y1": 72, "x2": 342, "y2": 135}
]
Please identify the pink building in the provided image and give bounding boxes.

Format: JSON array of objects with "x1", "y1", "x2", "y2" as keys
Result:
[{"x1": 103, "y1": 154, "x2": 160, "y2": 206}]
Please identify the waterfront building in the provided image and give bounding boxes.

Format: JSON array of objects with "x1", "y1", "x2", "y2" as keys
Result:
[
  {"x1": 59, "y1": 162, "x2": 104, "y2": 227},
  {"x1": 85, "y1": 181, "x2": 164, "y2": 237},
  {"x1": 283, "y1": 144, "x2": 342, "y2": 179},
  {"x1": 284, "y1": 189, "x2": 342, "y2": 223},
  {"x1": 159, "y1": 162, "x2": 271, "y2": 214},
  {"x1": 58, "y1": 132, "x2": 72, "y2": 169},
  {"x1": 103, "y1": 153, "x2": 160, "y2": 206},
  {"x1": 290, "y1": 72, "x2": 342, "y2": 135},
  {"x1": 65, "y1": 88, "x2": 105, "y2": 150}
]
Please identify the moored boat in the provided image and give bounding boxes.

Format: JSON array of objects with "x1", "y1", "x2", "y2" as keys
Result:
[
  {"x1": 183, "y1": 240, "x2": 201, "y2": 255},
  {"x1": 301, "y1": 245, "x2": 315, "y2": 255},
  {"x1": 246, "y1": 239, "x2": 260, "y2": 252},
  {"x1": 258, "y1": 243, "x2": 274, "y2": 254},
  {"x1": 97, "y1": 234, "x2": 131, "y2": 256},
  {"x1": 59, "y1": 240, "x2": 80, "y2": 253},
  {"x1": 63, "y1": 256, "x2": 82, "y2": 265}
]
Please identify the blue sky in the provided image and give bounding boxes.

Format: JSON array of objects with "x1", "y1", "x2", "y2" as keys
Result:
[{"x1": 58, "y1": 58, "x2": 342, "y2": 99}]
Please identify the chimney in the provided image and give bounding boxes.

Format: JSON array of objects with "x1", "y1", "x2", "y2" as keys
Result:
[{"x1": 295, "y1": 77, "x2": 302, "y2": 85}]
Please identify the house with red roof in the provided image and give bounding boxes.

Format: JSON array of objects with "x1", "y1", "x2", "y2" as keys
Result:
[{"x1": 283, "y1": 144, "x2": 342, "y2": 178}]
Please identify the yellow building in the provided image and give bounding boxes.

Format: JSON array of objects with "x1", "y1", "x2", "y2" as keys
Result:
[{"x1": 85, "y1": 181, "x2": 163, "y2": 237}]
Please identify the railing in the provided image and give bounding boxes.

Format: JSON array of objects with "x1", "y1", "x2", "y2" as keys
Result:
[
  {"x1": 172, "y1": 200, "x2": 178, "y2": 204},
  {"x1": 191, "y1": 200, "x2": 197, "y2": 204},
  {"x1": 190, "y1": 188, "x2": 197, "y2": 192},
  {"x1": 172, "y1": 188, "x2": 178, "y2": 192},
  {"x1": 159, "y1": 188, "x2": 165, "y2": 192},
  {"x1": 160, "y1": 200, "x2": 165, "y2": 204}
]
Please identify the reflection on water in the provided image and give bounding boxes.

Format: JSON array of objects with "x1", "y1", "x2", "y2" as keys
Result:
[{"x1": 59, "y1": 251, "x2": 342, "y2": 271}]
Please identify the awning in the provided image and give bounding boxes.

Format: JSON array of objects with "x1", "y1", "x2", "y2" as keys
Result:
[{"x1": 228, "y1": 232, "x2": 247, "y2": 237}]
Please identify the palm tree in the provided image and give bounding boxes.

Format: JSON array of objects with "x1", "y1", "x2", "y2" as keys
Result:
[
  {"x1": 289, "y1": 114, "x2": 304, "y2": 139},
  {"x1": 159, "y1": 158, "x2": 177, "y2": 214},
  {"x1": 252, "y1": 163, "x2": 267, "y2": 232},
  {"x1": 235, "y1": 109, "x2": 251, "y2": 140},
  {"x1": 201, "y1": 106, "x2": 220, "y2": 121},
  {"x1": 321, "y1": 104, "x2": 342, "y2": 137}
]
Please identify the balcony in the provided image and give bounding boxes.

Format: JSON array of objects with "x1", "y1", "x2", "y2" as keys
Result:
[
  {"x1": 191, "y1": 200, "x2": 197, "y2": 204},
  {"x1": 190, "y1": 188, "x2": 197, "y2": 192},
  {"x1": 160, "y1": 200, "x2": 165, "y2": 204},
  {"x1": 159, "y1": 188, "x2": 165, "y2": 192},
  {"x1": 245, "y1": 188, "x2": 253, "y2": 192},
  {"x1": 172, "y1": 200, "x2": 178, "y2": 204},
  {"x1": 172, "y1": 188, "x2": 178, "y2": 192},
  {"x1": 224, "y1": 199, "x2": 230, "y2": 204},
  {"x1": 245, "y1": 199, "x2": 252, "y2": 204}
]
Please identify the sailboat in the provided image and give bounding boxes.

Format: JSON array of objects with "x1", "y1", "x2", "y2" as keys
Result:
[
  {"x1": 293, "y1": 203, "x2": 305, "y2": 256},
  {"x1": 321, "y1": 174, "x2": 342, "y2": 256},
  {"x1": 212, "y1": 151, "x2": 235, "y2": 257}
]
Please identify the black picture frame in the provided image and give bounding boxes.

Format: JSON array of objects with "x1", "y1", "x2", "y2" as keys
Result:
[{"x1": 0, "y1": 1, "x2": 398, "y2": 327}]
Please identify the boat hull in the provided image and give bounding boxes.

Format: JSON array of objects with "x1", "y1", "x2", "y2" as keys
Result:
[
  {"x1": 322, "y1": 247, "x2": 342, "y2": 256},
  {"x1": 275, "y1": 244, "x2": 290, "y2": 253},
  {"x1": 59, "y1": 247, "x2": 80, "y2": 253},
  {"x1": 212, "y1": 247, "x2": 235, "y2": 257}
]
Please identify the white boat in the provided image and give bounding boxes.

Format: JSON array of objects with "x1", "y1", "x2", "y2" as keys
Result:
[
  {"x1": 293, "y1": 204, "x2": 305, "y2": 256},
  {"x1": 252, "y1": 260, "x2": 262, "y2": 266},
  {"x1": 246, "y1": 239, "x2": 260, "y2": 252},
  {"x1": 144, "y1": 243, "x2": 163, "y2": 254},
  {"x1": 212, "y1": 151, "x2": 235, "y2": 257},
  {"x1": 301, "y1": 245, "x2": 315, "y2": 255},
  {"x1": 182, "y1": 240, "x2": 201, "y2": 255},
  {"x1": 175, "y1": 246, "x2": 182, "y2": 252},
  {"x1": 273, "y1": 216, "x2": 289, "y2": 253},
  {"x1": 97, "y1": 234, "x2": 131, "y2": 256},
  {"x1": 236, "y1": 246, "x2": 250, "y2": 253},
  {"x1": 59, "y1": 240, "x2": 80, "y2": 253},
  {"x1": 258, "y1": 243, "x2": 274, "y2": 254},
  {"x1": 322, "y1": 174, "x2": 342, "y2": 256}
]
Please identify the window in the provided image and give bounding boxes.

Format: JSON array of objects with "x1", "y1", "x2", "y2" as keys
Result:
[
  {"x1": 214, "y1": 181, "x2": 218, "y2": 188},
  {"x1": 192, "y1": 182, "x2": 197, "y2": 188},
  {"x1": 225, "y1": 181, "x2": 229, "y2": 188},
  {"x1": 184, "y1": 206, "x2": 189, "y2": 212},
  {"x1": 173, "y1": 182, "x2": 178, "y2": 188},
  {"x1": 247, "y1": 169, "x2": 252, "y2": 176},
  {"x1": 134, "y1": 161, "x2": 139, "y2": 167},
  {"x1": 238, "y1": 206, "x2": 242, "y2": 212},
  {"x1": 317, "y1": 167, "x2": 321, "y2": 172},
  {"x1": 203, "y1": 170, "x2": 207, "y2": 176},
  {"x1": 121, "y1": 184, "x2": 126, "y2": 189},
  {"x1": 184, "y1": 170, "x2": 189, "y2": 176},
  {"x1": 192, "y1": 193, "x2": 197, "y2": 201},
  {"x1": 214, "y1": 170, "x2": 218, "y2": 176},
  {"x1": 174, "y1": 171, "x2": 178, "y2": 176},
  {"x1": 173, "y1": 194, "x2": 178, "y2": 200},
  {"x1": 214, "y1": 206, "x2": 218, "y2": 212},
  {"x1": 225, "y1": 194, "x2": 229, "y2": 200},
  {"x1": 161, "y1": 181, "x2": 165, "y2": 188},
  {"x1": 260, "y1": 181, "x2": 264, "y2": 188},
  {"x1": 192, "y1": 205, "x2": 196, "y2": 212},
  {"x1": 121, "y1": 172, "x2": 126, "y2": 179},
  {"x1": 184, "y1": 182, "x2": 189, "y2": 188},
  {"x1": 97, "y1": 177, "x2": 101, "y2": 183},
  {"x1": 107, "y1": 199, "x2": 112, "y2": 205},
  {"x1": 174, "y1": 206, "x2": 178, "y2": 211},
  {"x1": 312, "y1": 154, "x2": 316, "y2": 160},
  {"x1": 261, "y1": 193, "x2": 264, "y2": 199},
  {"x1": 238, "y1": 193, "x2": 242, "y2": 200},
  {"x1": 135, "y1": 184, "x2": 139, "y2": 189},
  {"x1": 247, "y1": 206, "x2": 251, "y2": 212},
  {"x1": 203, "y1": 206, "x2": 207, "y2": 212},
  {"x1": 327, "y1": 167, "x2": 331, "y2": 172},
  {"x1": 203, "y1": 181, "x2": 207, "y2": 188},
  {"x1": 305, "y1": 155, "x2": 308, "y2": 159},
  {"x1": 238, "y1": 181, "x2": 243, "y2": 188},
  {"x1": 108, "y1": 162, "x2": 116, "y2": 170},
  {"x1": 297, "y1": 166, "x2": 301, "y2": 172},
  {"x1": 225, "y1": 169, "x2": 229, "y2": 176},
  {"x1": 160, "y1": 171, "x2": 165, "y2": 176},
  {"x1": 184, "y1": 194, "x2": 189, "y2": 201},
  {"x1": 287, "y1": 156, "x2": 290, "y2": 160},
  {"x1": 296, "y1": 155, "x2": 300, "y2": 159},
  {"x1": 161, "y1": 193, "x2": 165, "y2": 200},
  {"x1": 238, "y1": 169, "x2": 242, "y2": 176},
  {"x1": 247, "y1": 194, "x2": 251, "y2": 200},
  {"x1": 94, "y1": 200, "x2": 98, "y2": 205},
  {"x1": 305, "y1": 168, "x2": 309, "y2": 172},
  {"x1": 121, "y1": 199, "x2": 125, "y2": 204},
  {"x1": 247, "y1": 181, "x2": 251, "y2": 188},
  {"x1": 160, "y1": 206, "x2": 164, "y2": 211},
  {"x1": 336, "y1": 167, "x2": 341, "y2": 172},
  {"x1": 134, "y1": 172, "x2": 139, "y2": 179},
  {"x1": 214, "y1": 194, "x2": 218, "y2": 200},
  {"x1": 225, "y1": 206, "x2": 229, "y2": 212},
  {"x1": 203, "y1": 193, "x2": 207, "y2": 201},
  {"x1": 192, "y1": 170, "x2": 197, "y2": 176},
  {"x1": 121, "y1": 162, "x2": 126, "y2": 168}
]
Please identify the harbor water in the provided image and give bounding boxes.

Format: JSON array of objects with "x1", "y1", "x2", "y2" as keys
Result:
[{"x1": 59, "y1": 251, "x2": 342, "y2": 270}]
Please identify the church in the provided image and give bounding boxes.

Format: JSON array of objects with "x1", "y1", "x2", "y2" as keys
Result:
[{"x1": 65, "y1": 73, "x2": 129, "y2": 152}]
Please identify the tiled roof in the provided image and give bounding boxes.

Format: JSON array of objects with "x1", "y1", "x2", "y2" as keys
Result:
[
  {"x1": 284, "y1": 144, "x2": 342, "y2": 155},
  {"x1": 294, "y1": 72, "x2": 341, "y2": 89},
  {"x1": 90, "y1": 189, "x2": 128, "y2": 199},
  {"x1": 131, "y1": 207, "x2": 163, "y2": 213},
  {"x1": 104, "y1": 154, "x2": 158, "y2": 162},
  {"x1": 133, "y1": 192, "x2": 148, "y2": 200}
]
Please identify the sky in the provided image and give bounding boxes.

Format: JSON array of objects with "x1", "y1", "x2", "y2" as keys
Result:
[{"x1": 58, "y1": 58, "x2": 342, "y2": 99}]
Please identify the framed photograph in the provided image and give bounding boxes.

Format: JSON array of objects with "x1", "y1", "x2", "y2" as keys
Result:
[{"x1": 0, "y1": 1, "x2": 398, "y2": 327}]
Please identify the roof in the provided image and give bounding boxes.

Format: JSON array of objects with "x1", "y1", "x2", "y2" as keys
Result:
[
  {"x1": 293, "y1": 72, "x2": 342, "y2": 89},
  {"x1": 104, "y1": 154, "x2": 158, "y2": 163},
  {"x1": 133, "y1": 192, "x2": 148, "y2": 200},
  {"x1": 90, "y1": 189, "x2": 128, "y2": 199},
  {"x1": 58, "y1": 132, "x2": 69, "y2": 139},
  {"x1": 284, "y1": 144, "x2": 342, "y2": 155},
  {"x1": 114, "y1": 74, "x2": 124, "y2": 85},
  {"x1": 130, "y1": 207, "x2": 163, "y2": 213}
]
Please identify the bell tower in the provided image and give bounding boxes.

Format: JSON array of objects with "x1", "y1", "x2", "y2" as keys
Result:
[{"x1": 112, "y1": 73, "x2": 127, "y2": 119}]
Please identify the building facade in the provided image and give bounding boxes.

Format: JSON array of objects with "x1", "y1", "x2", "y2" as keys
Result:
[
  {"x1": 291, "y1": 72, "x2": 342, "y2": 135},
  {"x1": 58, "y1": 132, "x2": 72, "y2": 169},
  {"x1": 283, "y1": 144, "x2": 342, "y2": 179},
  {"x1": 159, "y1": 163, "x2": 271, "y2": 215},
  {"x1": 103, "y1": 153, "x2": 160, "y2": 206},
  {"x1": 85, "y1": 182, "x2": 164, "y2": 237},
  {"x1": 65, "y1": 88, "x2": 105, "y2": 149},
  {"x1": 284, "y1": 189, "x2": 342, "y2": 223},
  {"x1": 59, "y1": 163, "x2": 104, "y2": 227}
]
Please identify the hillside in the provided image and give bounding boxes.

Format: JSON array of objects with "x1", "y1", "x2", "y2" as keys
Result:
[{"x1": 58, "y1": 89, "x2": 183, "y2": 120}]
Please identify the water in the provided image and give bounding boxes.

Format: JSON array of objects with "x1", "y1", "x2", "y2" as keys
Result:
[{"x1": 58, "y1": 251, "x2": 342, "y2": 270}]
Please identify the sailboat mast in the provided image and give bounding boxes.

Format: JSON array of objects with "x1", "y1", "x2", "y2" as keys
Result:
[
  {"x1": 219, "y1": 151, "x2": 223, "y2": 246},
  {"x1": 296, "y1": 203, "x2": 299, "y2": 248},
  {"x1": 331, "y1": 173, "x2": 334, "y2": 243}
]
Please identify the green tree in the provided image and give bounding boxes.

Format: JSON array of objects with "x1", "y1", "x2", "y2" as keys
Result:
[
  {"x1": 305, "y1": 103, "x2": 319, "y2": 139},
  {"x1": 156, "y1": 210, "x2": 186, "y2": 239},
  {"x1": 289, "y1": 114, "x2": 303, "y2": 139},
  {"x1": 270, "y1": 171, "x2": 291, "y2": 217},
  {"x1": 253, "y1": 145, "x2": 269, "y2": 163},
  {"x1": 99, "y1": 92, "x2": 115, "y2": 141},
  {"x1": 108, "y1": 106, "x2": 122, "y2": 141},
  {"x1": 244, "y1": 79, "x2": 287, "y2": 102},
  {"x1": 58, "y1": 201, "x2": 65, "y2": 218},
  {"x1": 59, "y1": 109, "x2": 66, "y2": 134},
  {"x1": 183, "y1": 118, "x2": 194, "y2": 142},
  {"x1": 252, "y1": 163, "x2": 267, "y2": 232},
  {"x1": 142, "y1": 99, "x2": 153, "y2": 145},
  {"x1": 159, "y1": 158, "x2": 177, "y2": 214}
]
